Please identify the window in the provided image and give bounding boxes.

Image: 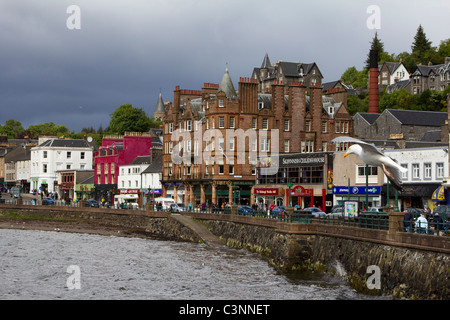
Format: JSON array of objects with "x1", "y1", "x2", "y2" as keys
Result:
[
  {"x1": 262, "y1": 118, "x2": 268, "y2": 130},
  {"x1": 187, "y1": 120, "x2": 192, "y2": 131},
  {"x1": 169, "y1": 123, "x2": 173, "y2": 133},
  {"x1": 284, "y1": 120, "x2": 289, "y2": 131},
  {"x1": 218, "y1": 137, "x2": 224, "y2": 150},
  {"x1": 219, "y1": 116, "x2": 225, "y2": 128},
  {"x1": 258, "y1": 102, "x2": 264, "y2": 110},
  {"x1": 43, "y1": 164, "x2": 47, "y2": 173},
  {"x1": 67, "y1": 152, "x2": 71, "y2": 159},
  {"x1": 229, "y1": 137, "x2": 235, "y2": 151},
  {"x1": 436, "y1": 163, "x2": 444, "y2": 179},
  {"x1": 284, "y1": 140, "x2": 289, "y2": 153},
  {"x1": 229, "y1": 165, "x2": 234, "y2": 175},
  {"x1": 412, "y1": 163, "x2": 420, "y2": 180},
  {"x1": 219, "y1": 99, "x2": 224, "y2": 107},
  {"x1": 229, "y1": 117, "x2": 235, "y2": 129},
  {"x1": 219, "y1": 164, "x2": 224, "y2": 175},
  {"x1": 81, "y1": 152, "x2": 85, "y2": 159},
  {"x1": 401, "y1": 164, "x2": 408, "y2": 180},
  {"x1": 251, "y1": 138, "x2": 257, "y2": 152},
  {"x1": 335, "y1": 122, "x2": 340, "y2": 133},
  {"x1": 424, "y1": 163, "x2": 432, "y2": 180},
  {"x1": 305, "y1": 120, "x2": 311, "y2": 132},
  {"x1": 66, "y1": 164, "x2": 71, "y2": 170},
  {"x1": 43, "y1": 151, "x2": 47, "y2": 159},
  {"x1": 321, "y1": 122, "x2": 327, "y2": 133},
  {"x1": 252, "y1": 118, "x2": 257, "y2": 129}
]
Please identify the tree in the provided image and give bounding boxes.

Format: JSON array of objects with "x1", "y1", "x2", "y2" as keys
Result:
[
  {"x1": 26, "y1": 122, "x2": 70, "y2": 138},
  {"x1": 108, "y1": 104, "x2": 152, "y2": 135},
  {"x1": 0, "y1": 119, "x2": 24, "y2": 138},
  {"x1": 411, "y1": 25, "x2": 432, "y2": 64}
]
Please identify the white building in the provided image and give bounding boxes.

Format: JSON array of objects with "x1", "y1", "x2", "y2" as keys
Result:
[
  {"x1": 116, "y1": 155, "x2": 153, "y2": 207},
  {"x1": 333, "y1": 145, "x2": 448, "y2": 210},
  {"x1": 30, "y1": 138, "x2": 93, "y2": 194},
  {"x1": 384, "y1": 146, "x2": 448, "y2": 209}
]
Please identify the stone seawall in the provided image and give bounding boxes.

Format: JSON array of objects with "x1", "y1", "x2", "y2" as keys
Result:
[
  {"x1": 1, "y1": 205, "x2": 449, "y2": 299},
  {"x1": 0, "y1": 206, "x2": 203, "y2": 243},
  {"x1": 204, "y1": 220, "x2": 449, "y2": 300}
]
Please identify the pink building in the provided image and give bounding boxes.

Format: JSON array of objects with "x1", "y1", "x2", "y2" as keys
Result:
[{"x1": 94, "y1": 132, "x2": 152, "y2": 203}]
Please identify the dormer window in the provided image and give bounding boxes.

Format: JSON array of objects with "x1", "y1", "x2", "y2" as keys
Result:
[{"x1": 258, "y1": 102, "x2": 264, "y2": 110}]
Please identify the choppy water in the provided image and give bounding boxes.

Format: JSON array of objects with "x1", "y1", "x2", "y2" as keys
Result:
[{"x1": 0, "y1": 229, "x2": 382, "y2": 300}]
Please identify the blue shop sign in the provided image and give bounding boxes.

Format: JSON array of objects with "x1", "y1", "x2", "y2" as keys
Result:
[{"x1": 333, "y1": 186, "x2": 381, "y2": 195}]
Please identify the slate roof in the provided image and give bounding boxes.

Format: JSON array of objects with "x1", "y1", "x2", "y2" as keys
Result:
[
  {"x1": 387, "y1": 79, "x2": 410, "y2": 92},
  {"x1": 355, "y1": 113, "x2": 380, "y2": 125},
  {"x1": 155, "y1": 92, "x2": 165, "y2": 113},
  {"x1": 142, "y1": 156, "x2": 162, "y2": 174},
  {"x1": 130, "y1": 155, "x2": 152, "y2": 165},
  {"x1": 387, "y1": 109, "x2": 447, "y2": 126},
  {"x1": 412, "y1": 64, "x2": 444, "y2": 77},
  {"x1": 38, "y1": 139, "x2": 91, "y2": 148},
  {"x1": 218, "y1": 66, "x2": 237, "y2": 99},
  {"x1": 79, "y1": 175, "x2": 95, "y2": 185}
]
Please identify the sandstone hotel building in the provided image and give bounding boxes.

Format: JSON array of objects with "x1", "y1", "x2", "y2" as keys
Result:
[{"x1": 161, "y1": 57, "x2": 353, "y2": 208}]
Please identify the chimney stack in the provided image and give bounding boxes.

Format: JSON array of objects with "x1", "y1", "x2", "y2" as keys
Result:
[{"x1": 368, "y1": 50, "x2": 379, "y2": 114}]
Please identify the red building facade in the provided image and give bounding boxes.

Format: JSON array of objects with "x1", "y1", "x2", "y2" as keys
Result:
[{"x1": 94, "y1": 132, "x2": 152, "y2": 203}]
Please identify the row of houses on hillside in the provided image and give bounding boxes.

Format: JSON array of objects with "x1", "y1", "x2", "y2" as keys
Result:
[{"x1": 381, "y1": 57, "x2": 450, "y2": 94}]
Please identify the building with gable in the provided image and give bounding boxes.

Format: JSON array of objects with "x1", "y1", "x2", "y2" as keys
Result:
[
  {"x1": 161, "y1": 65, "x2": 353, "y2": 207},
  {"x1": 251, "y1": 53, "x2": 323, "y2": 93}
]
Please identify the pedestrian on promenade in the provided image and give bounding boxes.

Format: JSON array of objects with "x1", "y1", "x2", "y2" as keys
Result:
[
  {"x1": 415, "y1": 213, "x2": 428, "y2": 234},
  {"x1": 403, "y1": 209, "x2": 412, "y2": 232},
  {"x1": 431, "y1": 212, "x2": 444, "y2": 234}
]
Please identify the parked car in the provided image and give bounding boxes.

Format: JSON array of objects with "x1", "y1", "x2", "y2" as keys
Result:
[
  {"x1": 170, "y1": 203, "x2": 188, "y2": 213},
  {"x1": 42, "y1": 197, "x2": 55, "y2": 205},
  {"x1": 303, "y1": 207, "x2": 326, "y2": 217},
  {"x1": 368, "y1": 207, "x2": 384, "y2": 213},
  {"x1": 238, "y1": 205, "x2": 254, "y2": 216},
  {"x1": 272, "y1": 206, "x2": 286, "y2": 217},
  {"x1": 85, "y1": 199, "x2": 99, "y2": 208},
  {"x1": 328, "y1": 205, "x2": 344, "y2": 218}
]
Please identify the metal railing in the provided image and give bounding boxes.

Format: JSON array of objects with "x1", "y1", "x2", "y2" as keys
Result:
[{"x1": 2, "y1": 199, "x2": 449, "y2": 236}]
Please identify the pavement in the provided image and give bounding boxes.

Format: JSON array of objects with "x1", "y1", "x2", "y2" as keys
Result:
[{"x1": 170, "y1": 214, "x2": 225, "y2": 248}]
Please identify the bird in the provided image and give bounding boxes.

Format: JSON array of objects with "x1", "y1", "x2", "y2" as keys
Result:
[{"x1": 329, "y1": 136, "x2": 407, "y2": 191}]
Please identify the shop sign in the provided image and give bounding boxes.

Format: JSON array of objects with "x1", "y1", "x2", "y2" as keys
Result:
[
  {"x1": 291, "y1": 185, "x2": 313, "y2": 196},
  {"x1": 118, "y1": 189, "x2": 140, "y2": 194},
  {"x1": 254, "y1": 188, "x2": 281, "y2": 196},
  {"x1": 333, "y1": 186, "x2": 381, "y2": 195}
]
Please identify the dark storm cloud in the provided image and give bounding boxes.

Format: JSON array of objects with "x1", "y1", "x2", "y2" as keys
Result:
[{"x1": 0, "y1": 0, "x2": 448, "y2": 132}]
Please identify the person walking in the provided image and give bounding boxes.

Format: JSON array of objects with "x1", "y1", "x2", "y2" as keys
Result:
[
  {"x1": 403, "y1": 209, "x2": 412, "y2": 232},
  {"x1": 415, "y1": 213, "x2": 428, "y2": 234}
]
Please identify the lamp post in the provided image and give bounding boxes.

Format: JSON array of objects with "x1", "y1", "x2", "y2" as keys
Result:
[{"x1": 287, "y1": 181, "x2": 293, "y2": 208}]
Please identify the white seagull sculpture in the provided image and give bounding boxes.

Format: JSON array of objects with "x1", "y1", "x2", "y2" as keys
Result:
[{"x1": 329, "y1": 136, "x2": 407, "y2": 191}]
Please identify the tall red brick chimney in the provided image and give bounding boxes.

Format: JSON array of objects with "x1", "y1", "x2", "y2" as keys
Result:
[{"x1": 368, "y1": 50, "x2": 379, "y2": 113}]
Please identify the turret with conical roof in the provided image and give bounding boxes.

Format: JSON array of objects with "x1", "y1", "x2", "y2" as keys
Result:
[
  {"x1": 218, "y1": 64, "x2": 237, "y2": 100},
  {"x1": 154, "y1": 92, "x2": 166, "y2": 121}
]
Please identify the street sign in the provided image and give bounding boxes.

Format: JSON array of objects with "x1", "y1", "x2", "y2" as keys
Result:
[{"x1": 332, "y1": 186, "x2": 381, "y2": 195}]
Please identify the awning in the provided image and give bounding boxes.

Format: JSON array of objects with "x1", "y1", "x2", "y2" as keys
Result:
[{"x1": 432, "y1": 186, "x2": 446, "y2": 202}]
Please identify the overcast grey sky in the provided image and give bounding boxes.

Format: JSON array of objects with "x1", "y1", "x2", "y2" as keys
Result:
[{"x1": 0, "y1": 0, "x2": 449, "y2": 132}]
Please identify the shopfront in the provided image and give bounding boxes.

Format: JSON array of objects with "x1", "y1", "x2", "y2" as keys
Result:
[
  {"x1": 333, "y1": 185, "x2": 382, "y2": 209},
  {"x1": 256, "y1": 152, "x2": 333, "y2": 210}
]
